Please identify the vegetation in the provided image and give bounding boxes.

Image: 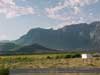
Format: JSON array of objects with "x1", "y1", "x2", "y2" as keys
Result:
[
  {"x1": 0, "y1": 68, "x2": 9, "y2": 75},
  {"x1": 0, "y1": 52, "x2": 99, "y2": 75},
  {"x1": 0, "y1": 52, "x2": 99, "y2": 70}
]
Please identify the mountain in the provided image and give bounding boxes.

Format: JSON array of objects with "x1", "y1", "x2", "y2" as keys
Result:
[
  {"x1": 15, "y1": 21, "x2": 100, "y2": 50},
  {"x1": 14, "y1": 43, "x2": 58, "y2": 53},
  {"x1": 0, "y1": 43, "x2": 57, "y2": 55},
  {"x1": 0, "y1": 42, "x2": 19, "y2": 51}
]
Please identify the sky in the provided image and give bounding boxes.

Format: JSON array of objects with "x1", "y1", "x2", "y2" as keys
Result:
[{"x1": 0, "y1": 0, "x2": 100, "y2": 41}]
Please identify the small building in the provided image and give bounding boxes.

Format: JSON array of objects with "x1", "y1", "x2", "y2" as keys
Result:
[{"x1": 81, "y1": 54, "x2": 93, "y2": 59}]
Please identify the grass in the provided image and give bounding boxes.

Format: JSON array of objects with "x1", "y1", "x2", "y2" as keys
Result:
[
  {"x1": 0, "y1": 53, "x2": 99, "y2": 75},
  {"x1": 0, "y1": 53, "x2": 100, "y2": 69},
  {"x1": 13, "y1": 73, "x2": 100, "y2": 75}
]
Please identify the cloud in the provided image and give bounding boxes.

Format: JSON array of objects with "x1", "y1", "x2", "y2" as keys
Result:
[
  {"x1": 45, "y1": 0, "x2": 99, "y2": 28},
  {"x1": 0, "y1": 0, "x2": 35, "y2": 18},
  {"x1": 45, "y1": 8, "x2": 69, "y2": 21},
  {"x1": 74, "y1": 6, "x2": 80, "y2": 14},
  {"x1": 46, "y1": 0, "x2": 98, "y2": 19}
]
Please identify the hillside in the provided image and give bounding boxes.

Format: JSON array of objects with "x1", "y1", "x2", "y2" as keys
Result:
[
  {"x1": 0, "y1": 43, "x2": 58, "y2": 55},
  {"x1": 0, "y1": 42, "x2": 19, "y2": 51},
  {"x1": 15, "y1": 21, "x2": 100, "y2": 50},
  {"x1": 14, "y1": 43, "x2": 57, "y2": 53}
]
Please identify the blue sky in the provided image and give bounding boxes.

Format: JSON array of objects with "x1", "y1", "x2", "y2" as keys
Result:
[{"x1": 0, "y1": 0, "x2": 100, "y2": 40}]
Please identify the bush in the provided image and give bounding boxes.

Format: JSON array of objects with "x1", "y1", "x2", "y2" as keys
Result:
[
  {"x1": 55, "y1": 56, "x2": 60, "y2": 59},
  {"x1": 64, "y1": 54, "x2": 72, "y2": 58},
  {"x1": 55, "y1": 55, "x2": 63, "y2": 59},
  {"x1": 64, "y1": 53, "x2": 81, "y2": 58},
  {"x1": 72, "y1": 53, "x2": 81, "y2": 58},
  {"x1": 0, "y1": 68, "x2": 9, "y2": 75},
  {"x1": 46, "y1": 56, "x2": 52, "y2": 59}
]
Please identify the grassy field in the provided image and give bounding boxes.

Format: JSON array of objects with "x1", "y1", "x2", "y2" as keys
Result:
[
  {"x1": 0, "y1": 53, "x2": 100, "y2": 69},
  {"x1": 13, "y1": 73, "x2": 100, "y2": 75}
]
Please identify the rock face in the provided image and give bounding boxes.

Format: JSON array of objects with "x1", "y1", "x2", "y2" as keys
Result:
[{"x1": 15, "y1": 21, "x2": 100, "y2": 49}]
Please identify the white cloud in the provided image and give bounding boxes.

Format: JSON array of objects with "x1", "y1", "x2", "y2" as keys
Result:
[
  {"x1": 74, "y1": 6, "x2": 80, "y2": 14},
  {"x1": 45, "y1": 8, "x2": 70, "y2": 21},
  {"x1": 0, "y1": 0, "x2": 35, "y2": 18},
  {"x1": 46, "y1": 0, "x2": 98, "y2": 19},
  {"x1": 45, "y1": 0, "x2": 99, "y2": 28}
]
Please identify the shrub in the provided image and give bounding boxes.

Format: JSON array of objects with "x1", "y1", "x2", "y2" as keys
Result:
[
  {"x1": 64, "y1": 53, "x2": 81, "y2": 58},
  {"x1": 64, "y1": 54, "x2": 72, "y2": 58},
  {"x1": 0, "y1": 68, "x2": 9, "y2": 75},
  {"x1": 55, "y1": 55, "x2": 63, "y2": 59},
  {"x1": 46, "y1": 56, "x2": 52, "y2": 59},
  {"x1": 72, "y1": 53, "x2": 81, "y2": 58}
]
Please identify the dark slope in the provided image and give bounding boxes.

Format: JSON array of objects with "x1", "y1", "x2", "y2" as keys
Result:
[
  {"x1": 0, "y1": 42, "x2": 19, "y2": 51},
  {"x1": 14, "y1": 43, "x2": 57, "y2": 53}
]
